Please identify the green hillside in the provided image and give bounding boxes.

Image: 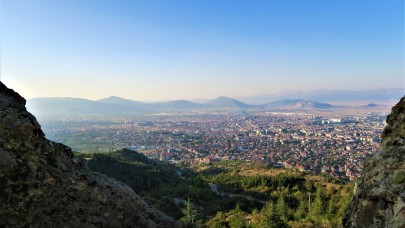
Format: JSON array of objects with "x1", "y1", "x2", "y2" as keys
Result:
[{"x1": 81, "y1": 149, "x2": 353, "y2": 227}]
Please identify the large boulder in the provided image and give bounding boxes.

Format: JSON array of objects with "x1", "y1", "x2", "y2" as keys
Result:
[
  {"x1": 344, "y1": 96, "x2": 405, "y2": 227},
  {"x1": 0, "y1": 82, "x2": 184, "y2": 227}
]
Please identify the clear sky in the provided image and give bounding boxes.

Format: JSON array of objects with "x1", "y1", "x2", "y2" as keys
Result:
[{"x1": 1, "y1": 0, "x2": 404, "y2": 101}]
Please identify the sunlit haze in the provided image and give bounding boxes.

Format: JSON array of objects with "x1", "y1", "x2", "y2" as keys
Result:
[{"x1": 1, "y1": 0, "x2": 404, "y2": 101}]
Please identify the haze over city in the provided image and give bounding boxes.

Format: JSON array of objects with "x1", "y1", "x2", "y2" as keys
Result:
[{"x1": 1, "y1": 0, "x2": 404, "y2": 101}]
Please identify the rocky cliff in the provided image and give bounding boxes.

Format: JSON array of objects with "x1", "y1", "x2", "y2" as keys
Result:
[
  {"x1": 345, "y1": 96, "x2": 405, "y2": 227},
  {"x1": 0, "y1": 82, "x2": 184, "y2": 227}
]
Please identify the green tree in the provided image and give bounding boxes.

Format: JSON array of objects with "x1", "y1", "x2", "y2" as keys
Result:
[
  {"x1": 228, "y1": 204, "x2": 245, "y2": 228},
  {"x1": 310, "y1": 186, "x2": 325, "y2": 221},
  {"x1": 326, "y1": 197, "x2": 337, "y2": 220},
  {"x1": 336, "y1": 194, "x2": 352, "y2": 219},
  {"x1": 260, "y1": 201, "x2": 288, "y2": 228},
  {"x1": 180, "y1": 197, "x2": 198, "y2": 224},
  {"x1": 207, "y1": 211, "x2": 228, "y2": 228},
  {"x1": 294, "y1": 194, "x2": 308, "y2": 220},
  {"x1": 276, "y1": 195, "x2": 289, "y2": 223},
  {"x1": 305, "y1": 180, "x2": 314, "y2": 192}
]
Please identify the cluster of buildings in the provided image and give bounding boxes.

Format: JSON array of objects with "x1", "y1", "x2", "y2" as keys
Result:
[{"x1": 44, "y1": 111, "x2": 387, "y2": 181}]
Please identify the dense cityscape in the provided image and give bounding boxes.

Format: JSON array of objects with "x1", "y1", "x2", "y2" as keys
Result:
[{"x1": 41, "y1": 110, "x2": 387, "y2": 181}]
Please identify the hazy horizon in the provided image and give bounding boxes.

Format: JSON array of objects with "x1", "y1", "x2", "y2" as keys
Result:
[
  {"x1": 23, "y1": 88, "x2": 404, "y2": 103},
  {"x1": 1, "y1": 0, "x2": 404, "y2": 101}
]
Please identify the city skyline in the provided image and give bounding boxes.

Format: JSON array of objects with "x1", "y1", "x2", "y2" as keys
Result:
[{"x1": 1, "y1": 0, "x2": 404, "y2": 101}]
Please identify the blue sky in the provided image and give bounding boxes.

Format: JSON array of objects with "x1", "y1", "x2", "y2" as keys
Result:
[{"x1": 1, "y1": 0, "x2": 404, "y2": 100}]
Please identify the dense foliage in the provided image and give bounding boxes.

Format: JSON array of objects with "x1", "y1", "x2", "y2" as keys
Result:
[{"x1": 82, "y1": 150, "x2": 353, "y2": 227}]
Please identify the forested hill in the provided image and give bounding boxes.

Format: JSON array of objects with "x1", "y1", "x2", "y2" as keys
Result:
[{"x1": 83, "y1": 149, "x2": 353, "y2": 227}]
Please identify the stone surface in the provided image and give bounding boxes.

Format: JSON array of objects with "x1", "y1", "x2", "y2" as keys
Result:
[
  {"x1": 0, "y1": 82, "x2": 186, "y2": 227},
  {"x1": 345, "y1": 96, "x2": 405, "y2": 228}
]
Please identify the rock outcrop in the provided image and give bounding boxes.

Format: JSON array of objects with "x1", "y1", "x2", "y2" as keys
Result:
[
  {"x1": 345, "y1": 96, "x2": 405, "y2": 228},
  {"x1": 0, "y1": 82, "x2": 183, "y2": 227}
]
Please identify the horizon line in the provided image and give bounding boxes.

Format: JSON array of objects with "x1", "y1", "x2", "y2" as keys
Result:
[{"x1": 24, "y1": 87, "x2": 404, "y2": 103}]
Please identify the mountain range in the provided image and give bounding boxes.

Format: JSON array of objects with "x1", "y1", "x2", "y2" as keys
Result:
[
  {"x1": 237, "y1": 88, "x2": 404, "y2": 104},
  {"x1": 26, "y1": 94, "x2": 392, "y2": 117}
]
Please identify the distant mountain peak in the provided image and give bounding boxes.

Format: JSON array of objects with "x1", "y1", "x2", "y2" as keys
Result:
[
  {"x1": 214, "y1": 96, "x2": 234, "y2": 100},
  {"x1": 101, "y1": 95, "x2": 124, "y2": 100},
  {"x1": 238, "y1": 88, "x2": 404, "y2": 104},
  {"x1": 95, "y1": 96, "x2": 145, "y2": 111},
  {"x1": 208, "y1": 96, "x2": 250, "y2": 108},
  {"x1": 262, "y1": 99, "x2": 334, "y2": 109},
  {"x1": 359, "y1": 103, "x2": 386, "y2": 108},
  {"x1": 98, "y1": 96, "x2": 143, "y2": 103}
]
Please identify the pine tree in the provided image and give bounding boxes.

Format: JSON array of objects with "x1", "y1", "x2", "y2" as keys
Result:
[
  {"x1": 305, "y1": 180, "x2": 314, "y2": 192},
  {"x1": 260, "y1": 201, "x2": 288, "y2": 228},
  {"x1": 276, "y1": 194, "x2": 289, "y2": 223},
  {"x1": 294, "y1": 194, "x2": 308, "y2": 220},
  {"x1": 180, "y1": 197, "x2": 198, "y2": 224},
  {"x1": 310, "y1": 186, "x2": 325, "y2": 222},
  {"x1": 207, "y1": 211, "x2": 228, "y2": 228},
  {"x1": 228, "y1": 204, "x2": 245, "y2": 228},
  {"x1": 326, "y1": 198, "x2": 337, "y2": 220}
]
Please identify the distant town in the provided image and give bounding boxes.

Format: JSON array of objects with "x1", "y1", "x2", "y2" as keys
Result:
[{"x1": 41, "y1": 109, "x2": 387, "y2": 181}]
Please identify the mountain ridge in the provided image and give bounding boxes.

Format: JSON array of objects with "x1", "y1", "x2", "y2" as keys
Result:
[
  {"x1": 27, "y1": 96, "x2": 359, "y2": 117},
  {"x1": 207, "y1": 96, "x2": 251, "y2": 108},
  {"x1": 261, "y1": 99, "x2": 337, "y2": 109},
  {"x1": 237, "y1": 88, "x2": 404, "y2": 104},
  {"x1": 97, "y1": 96, "x2": 145, "y2": 106}
]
